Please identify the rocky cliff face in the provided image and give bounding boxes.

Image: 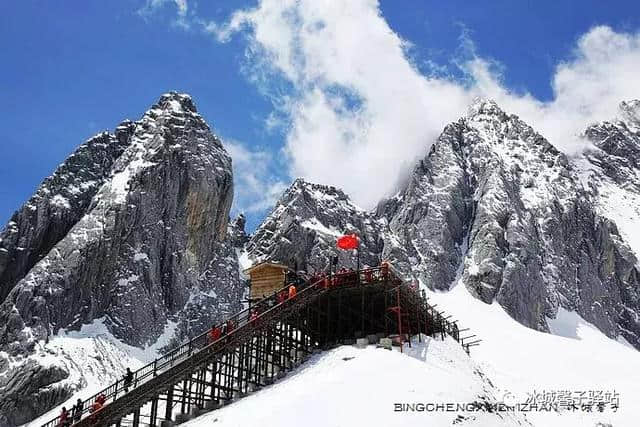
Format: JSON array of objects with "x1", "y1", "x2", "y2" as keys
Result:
[
  {"x1": 248, "y1": 99, "x2": 640, "y2": 352},
  {"x1": 0, "y1": 93, "x2": 245, "y2": 426},
  {"x1": 0, "y1": 123, "x2": 135, "y2": 304},
  {"x1": 244, "y1": 179, "x2": 410, "y2": 274},
  {"x1": 578, "y1": 100, "x2": 640, "y2": 348},
  {"x1": 382, "y1": 99, "x2": 640, "y2": 347},
  {"x1": 581, "y1": 100, "x2": 640, "y2": 259}
]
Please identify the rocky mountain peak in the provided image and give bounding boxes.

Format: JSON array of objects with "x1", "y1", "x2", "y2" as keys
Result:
[
  {"x1": 374, "y1": 99, "x2": 640, "y2": 351},
  {"x1": 459, "y1": 99, "x2": 566, "y2": 185},
  {"x1": 0, "y1": 93, "x2": 245, "y2": 425},
  {"x1": 231, "y1": 213, "x2": 246, "y2": 231},
  {"x1": 130, "y1": 92, "x2": 221, "y2": 158},
  {"x1": 619, "y1": 99, "x2": 640, "y2": 127},
  {"x1": 0, "y1": 124, "x2": 135, "y2": 304},
  {"x1": 583, "y1": 100, "x2": 640, "y2": 183},
  {"x1": 285, "y1": 178, "x2": 353, "y2": 208},
  {"x1": 154, "y1": 91, "x2": 198, "y2": 114},
  {"x1": 466, "y1": 97, "x2": 509, "y2": 121},
  {"x1": 229, "y1": 213, "x2": 249, "y2": 248},
  {"x1": 245, "y1": 178, "x2": 406, "y2": 274},
  {"x1": 580, "y1": 102, "x2": 640, "y2": 269}
]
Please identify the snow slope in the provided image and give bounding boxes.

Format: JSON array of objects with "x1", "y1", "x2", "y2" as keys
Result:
[
  {"x1": 594, "y1": 181, "x2": 640, "y2": 262},
  {"x1": 22, "y1": 319, "x2": 176, "y2": 427},
  {"x1": 426, "y1": 282, "x2": 640, "y2": 427},
  {"x1": 182, "y1": 282, "x2": 639, "y2": 427},
  {"x1": 183, "y1": 337, "x2": 531, "y2": 427}
]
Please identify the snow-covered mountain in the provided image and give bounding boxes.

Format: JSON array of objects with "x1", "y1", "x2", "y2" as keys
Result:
[
  {"x1": 0, "y1": 122, "x2": 135, "y2": 304},
  {"x1": 383, "y1": 99, "x2": 640, "y2": 347},
  {"x1": 245, "y1": 178, "x2": 410, "y2": 273},
  {"x1": 248, "y1": 99, "x2": 640, "y2": 351},
  {"x1": 2, "y1": 93, "x2": 640, "y2": 427},
  {"x1": 581, "y1": 99, "x2": 640, "y2": 261},
  {"x1": 0, "y1": 93, "x2": 246, "y2": 426},
  {"x1": 238, "y1": 98, "x2": 640, "y2": 427}
]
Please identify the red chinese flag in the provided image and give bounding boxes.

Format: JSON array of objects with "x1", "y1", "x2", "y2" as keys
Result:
[{"x1": 337, "y1": 234, "x2": 359, "y2": 250}]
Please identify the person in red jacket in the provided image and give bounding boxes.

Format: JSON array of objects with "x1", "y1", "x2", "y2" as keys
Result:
[
  {"x1": 226, "y1": 319, "x2": 235, "y2": 333},
  {"x1": 208, "y1": 325, "x2": 221, "y2": 343},
  {"x1": 277, "y1": 290, "x2": 287, "y2": 304},
  {"x1": 288, "y1": 284, "x2": 297, "y2": 299},
  {"x1": 57, "y1": 407, "x2": 70, "y2": 427},
  {"x1": 90, "y1": 401, "x2": 103, "y2": 413},
  {"x1": 380, "y1": 261, "x2": 390, "y2": 279},
  {"x1": 89, "y1": 396, "x2": 105, "y2": 425}
]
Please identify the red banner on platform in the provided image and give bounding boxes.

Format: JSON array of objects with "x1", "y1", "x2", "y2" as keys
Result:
[{"x1": 336, "y1": 234, "x2": 359, "y2": 250}]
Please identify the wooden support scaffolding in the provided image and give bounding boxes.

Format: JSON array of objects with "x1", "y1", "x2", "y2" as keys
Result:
[{"x1": 43, "y1": 266, "x2": 474, "y2": 427}]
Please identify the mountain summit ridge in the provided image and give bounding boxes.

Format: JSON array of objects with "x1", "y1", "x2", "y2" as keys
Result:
[
  {"x1": 0, "y1": 92, "x2": 245, "y2": 426},
  {"x1": 248, "y1": 98, "x2": 640, "y2": 353},
  {"x1": 2, "y1": 94, "x2": 640, "y2": 426}
]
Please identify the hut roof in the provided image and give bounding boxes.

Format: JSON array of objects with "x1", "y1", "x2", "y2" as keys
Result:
[{"x1": 243, "y1": 261, "x2": 292, "y2": 275}]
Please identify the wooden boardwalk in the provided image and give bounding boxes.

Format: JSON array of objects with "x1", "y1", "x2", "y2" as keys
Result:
[{"x1": 43, "y1": 266, "x2": 472, "y2": 427}]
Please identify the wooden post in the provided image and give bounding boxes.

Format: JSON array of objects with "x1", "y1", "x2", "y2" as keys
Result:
[
  {"x1": 165, "y1": 385, "x2": 174, "y2": 421},
  {"x1": 361, "y1": 283, "x2": 365, "y2": 335},
  {"x1": 397, "y1": 287, "x2": 403, "y2": 353},
  {"x1": 150, "y1": 396, "x2": 158, "y2": 426}
]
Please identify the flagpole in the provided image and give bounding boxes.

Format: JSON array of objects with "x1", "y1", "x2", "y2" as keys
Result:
[{"x1": 356, "y1": 239, "x2": 360, "y2": 283}]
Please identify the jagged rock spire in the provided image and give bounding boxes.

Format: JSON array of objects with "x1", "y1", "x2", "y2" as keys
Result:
[{"x1": 0, "y1": 93, "x2": 245, "y2": 425}]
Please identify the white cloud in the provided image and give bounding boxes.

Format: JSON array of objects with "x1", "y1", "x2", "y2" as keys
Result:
[
  {"x1": 165, "y1": 1, "x2": 640, "y2": 210},
  {"x1": 138, "y1": 0, "x2": 190, "y2": 29},
  {"x1": 211, "y1": 2, "x2": 640, "y2": 209},
  {"x1": 208, "y1": 0, "x2": 472, "y2": 208},
  {"x1": 460, "y1": 26, "x2": 640, "y2": 157},
  {"x1": 225, "y1": 140, "x2": 288, "y2": 215}
]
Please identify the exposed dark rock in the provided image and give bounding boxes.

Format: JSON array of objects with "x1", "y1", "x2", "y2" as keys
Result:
[
  {"x1": 382, "y1": 99, "x2": 640, "y2": 346},
  {"x1": 250, "y1": 98, "x2": 640, "y2": 350},
  {"x1": 3, "y1": 93, "x2": 640, "y2": 426},
  {"x1": 0, "y1": 92, "x2": 245, "y2": 425},
  {"x1": 245, "y1": 178, "x2": 410, "y2": 274},
  {"x1": 0, "y1": 360, "x2": 71, "y2": 427},
  {"x1": 0, "y1": 122, "x2": 135, "y2": 304},
  {"x1": 229, "y1": 214, "x2": 249, "y2": 249}
]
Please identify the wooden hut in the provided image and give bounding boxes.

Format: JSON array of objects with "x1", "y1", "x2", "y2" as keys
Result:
[{"x1": 245, "y1": 262, "x2": 292, "y2": 300}]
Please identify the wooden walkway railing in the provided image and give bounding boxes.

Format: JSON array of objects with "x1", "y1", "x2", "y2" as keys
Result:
[{"x1": 42, "y1": 266, "x2": 473, "y2": 427}]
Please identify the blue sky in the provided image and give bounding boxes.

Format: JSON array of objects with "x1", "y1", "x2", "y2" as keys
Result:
[{"x1": 2, "y1": 1, "x2": 640, "y2": 231}]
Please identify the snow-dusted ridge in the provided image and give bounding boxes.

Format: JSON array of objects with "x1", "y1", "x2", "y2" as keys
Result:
[
  {"x1": 581, "y1": 99, "x2": 640, "y2": 263},
  {"x1": 2, "y1": 94, "x2": 640, "y2": 426},
  {"x1": 22, "y1": 317, "x2": 179, "y2": 427},
  {"x1": 249, "y1": 98, "x2": 640, "y2": 352},
  {"x1": 0, "y1": 92, "x2": 246, "y2": 426}
]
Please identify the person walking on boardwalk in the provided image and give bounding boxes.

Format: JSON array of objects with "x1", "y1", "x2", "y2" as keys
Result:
[
  {"x1": 288, "y1": 284, "x2": 297, "y2": 299},
  {"x1": 89, "y1": 395, "x2": 105, "y2": 425},
  {"x1": 123, "y1": 367, "x2": 134, "y2": 392},
  {"x1": 72, "y1": 398, "x2": 83, "y2": 422},
  {"x1": 223, "y1": 319, "x2": 235, "y2": 343},
  {"x1": 221, "y1": 321, "x2": 228, "y2": 336},
  {"x1": 208, "y1": 325, "x2": 221, "y2": 344},
  {"x1": 57, "y1": 407, "x2": 70, "y2": 427}
]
